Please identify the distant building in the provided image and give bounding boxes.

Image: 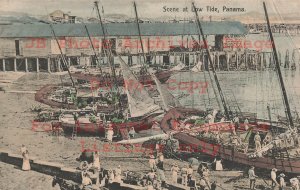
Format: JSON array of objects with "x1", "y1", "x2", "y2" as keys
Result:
[
  {"x1": 49, "y1": 10, "x2": 76, "y2": 23},
  {"x1": 87, "y1": 17, "x2": 125, "y2": 23},
  {"x1": 125, "y1": 18, "x2": 150, "y2": 23},
  {"x1": 87, "y1": 17, "x2": 99, "y2": 23}
]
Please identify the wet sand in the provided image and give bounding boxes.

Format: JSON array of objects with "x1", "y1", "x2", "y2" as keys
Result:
[{"x1": 0, "y1": 162, "x2": 60, "y2": 190}]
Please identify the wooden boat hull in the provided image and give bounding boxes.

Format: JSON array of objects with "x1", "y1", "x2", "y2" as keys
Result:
[
  {"x1": 61, "y1": 116, "x2": 154, "y2": 135},
  {"x1": 35, "y1": 85, "x2": 125, "y2": 111},
  {"x1": 35, "y1": 84, "x2": 76, "y2": 109},
  {"x1": 173, "y1": 132, "x2": 300, "y2": 174},
  {"x1": 161, "y1": 108, "x2": 299, "y2": 174}
]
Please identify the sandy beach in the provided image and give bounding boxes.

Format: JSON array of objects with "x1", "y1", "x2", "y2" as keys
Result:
[
  {"x1": 0, "y1": 72, "x2": 274, "y2": 190},
  {"x1": 0, "y1": 162, "x2": 61, "y2": 190}
]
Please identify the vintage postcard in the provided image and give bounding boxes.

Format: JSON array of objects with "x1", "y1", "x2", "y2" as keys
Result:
[{"x1": 0, "y1": 0, "x2": 300, "y2": 190}]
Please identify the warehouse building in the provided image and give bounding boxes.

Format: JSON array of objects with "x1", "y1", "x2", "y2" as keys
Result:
[{"x1": 0, "y1": 22, "x2": 247, "y2": 72}]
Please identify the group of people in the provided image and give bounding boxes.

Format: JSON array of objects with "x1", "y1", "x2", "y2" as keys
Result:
[
  {"x1": 148, "y1": 154, "x2": 198, "y2": 189},
  {"x1": 79, "y1": 150, "x2": 124, "y2": 189},
  {"x1": 174, "y1": 164, "x2": 194, "y2": 186},
  {"x1": 105, "y1": 165, "x2": 122, "y2": 184},
  {"x1": 104, "y1": 122, "x2": 137, "y2": 142},
  {"x1": 139, "y1": 154, "x2": 167, "y2": 190},
  {"x1": 249, "y1": 166, "x2": 300, "y2": 190},
  {"x1": 274, "y1": 128, "x2": 300, "y2": 150},
  {"x1": 147, "y1": 153, "x2": 220, "y2": 190},
  {"x1": 79, "y1": 151, "x2": 108, "y2": 188},
  {"x1": 271, "y1": 169, "x2": 300, "y2": 190},
  {"x1": 252, "y1": 131, "x2": 280, "y2": 157}
]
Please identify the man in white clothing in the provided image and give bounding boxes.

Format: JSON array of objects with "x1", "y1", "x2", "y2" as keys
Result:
[
  {"x1": 248, "y1": 166, "x2": 258, "y2": 190},
  {"x1": 271, "y1": 168, "x2": 279, "y2": 187},
  {"x1": 254, "y1": 132, "x2": 262, "y2": 151},
  {"x1": 171, "y1": 163, "x2": 179, "y2": 183},
  {"x1": 279, "y1": 173, "x2": 286, "y2": 190}
]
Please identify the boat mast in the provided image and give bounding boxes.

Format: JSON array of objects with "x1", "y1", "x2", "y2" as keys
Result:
[
  {"x1": 84, "y1": 25, "x2": 102, "y2": 73},
  {"x1": 263, "y1": 2, "x2": 294, "y2": 128},
  {"x1": 49, "y1": 24, "x2": 77, "y2": 93},
  {"x1": 192, "y1": 2, "x2": 230, "y2": 119},
  {"x1": 133, "y1": 2, "x2": 147, "y2": 67},
  {"x1": 94, "y1": 1, "x2": 117, "y2": 81},
  {"x1": 191, "y1": 35, "x2": 221, "y2": 110},
  {"x1": 94, "y1": 1, "x2": 106, "y2": 46}
]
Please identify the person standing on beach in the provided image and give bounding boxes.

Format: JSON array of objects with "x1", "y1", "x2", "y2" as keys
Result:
[
  {"x1": 278, "y1": 173, "x2": 286, "y2": 190},
  {"x1": 108, "y1": 169, "x2": 115, "y2": 184},
  {"x1": 181, "y1": 165, "x2": 188, "y2": 186},
  {"x1": 115, "y1": 165, "x2": 122, "y2": 183},
  {"x1": 156, "y1": 154, "x2": 167, "y2": 188},
  {"x1": 187, "y1": 164, "x2": 193, "y2": 185},
  {"x1": 149, "y1": 155, "x2": 156, "y2": 171},
  {"x1": 22, "y1": 149, "x2": 31, "y2": 171},
  {"x1": 271, "y1": 168, "x2": 279, "y2": 187},
  {"x1": 93, "y1": 151, "x2": 101, "y2": 171},
  {"x1": 171, "y1": 163, "x2": 179, "y2": 183},
  {"x1": 248, "y1": 166, "x2": 258, "y2": 190},
  {"x1": 202, "y1": 167, "x2": 211, "y2": 189}
]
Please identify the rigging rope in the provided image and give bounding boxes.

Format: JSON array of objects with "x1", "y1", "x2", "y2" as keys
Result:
[
  {"x1": 205, "y1": 51, "x2": 222, "y2": 110},
  {"x1": 202, "y1": 56, "x2": 210, "y2": 109}
]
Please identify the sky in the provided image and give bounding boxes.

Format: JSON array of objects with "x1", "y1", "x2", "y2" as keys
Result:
[{"x1": 0, "y1": 0, "x2": 298, "y2": 18}]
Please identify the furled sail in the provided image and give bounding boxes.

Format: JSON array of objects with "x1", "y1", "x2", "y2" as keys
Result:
[
  {"x1": 118, "y1": 56, "x2": 163, "y2": 117},
  {"x1": 151, "y1": 73, "x2": 180, "y2": 111}
]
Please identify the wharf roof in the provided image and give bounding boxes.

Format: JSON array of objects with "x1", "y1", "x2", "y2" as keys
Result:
[{"x1": 0, "y1": 22, "x2": 247, "y2": 38}]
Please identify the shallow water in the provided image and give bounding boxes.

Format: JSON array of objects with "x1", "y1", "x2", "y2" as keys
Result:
[{"x1": 171, "y1": 33, "x2": 300, "y2": 120}]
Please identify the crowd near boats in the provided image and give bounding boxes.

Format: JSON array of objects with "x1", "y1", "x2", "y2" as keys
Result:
[{"x1": 19, "y1": 1, "x2": 300, "y2": 190}]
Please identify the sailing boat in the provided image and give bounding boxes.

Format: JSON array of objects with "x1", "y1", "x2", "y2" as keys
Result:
[
  {"x1": 59, "y1": 56, "x2": 165, "y2": 135},
  {"x1": 160, "y1": 2, "x2": 300, "y2": 174},
  {"x1": 114, "y1": 52, "x2": 185, "y2": 144},
  {"x1": 118, "y1": 56, "x2": 163, "y2": 118}
]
